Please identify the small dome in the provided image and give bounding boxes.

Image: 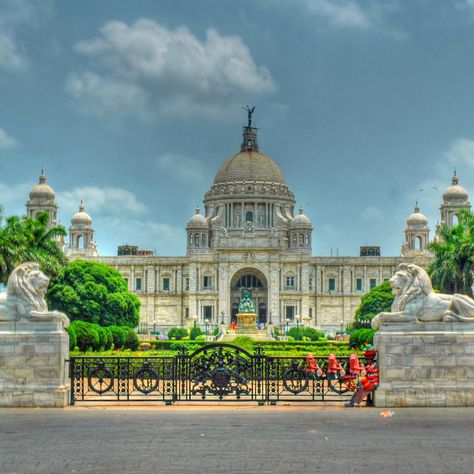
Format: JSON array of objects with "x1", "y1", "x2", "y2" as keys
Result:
[
  {"x1": 443, "y1": 173, "x2": 469, "y2": 202},
  {"x1": 71, "y1": 201, "x2": 92, "y2": 226},
  {"x1": 291, "y1": 207, "x2": 312, "y2": 227},
  {"x1": 29, "y1": 171, "x2": 55, "y2": 201},
  {"x1": 187, "y1": 207, "x2": 207, "y2": 227},
  {"x1": 407, "y1": 202, "x2": 428, "y2": 226}
]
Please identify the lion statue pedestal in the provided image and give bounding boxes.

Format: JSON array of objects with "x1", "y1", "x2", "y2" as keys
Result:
[
  {"x1": 0, "y1": 263, "x2": 70, "y2": 407},
  {"x1": 372, "y1": 264, "x2": 474, "y2": 408}
]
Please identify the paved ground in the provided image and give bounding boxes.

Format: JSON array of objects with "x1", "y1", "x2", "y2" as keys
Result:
[{"x1": 1, "y1": 405, "x2": 473, "y2": 473}]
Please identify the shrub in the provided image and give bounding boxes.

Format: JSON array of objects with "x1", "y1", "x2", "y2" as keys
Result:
[
  {"x1": 273, "y1": 327, "x2": 281, "y2": 336},
  {"x1": 109, "y1": 325, "x2": 126, "y2": 350},
  {"x1": 190, "y1": 325, "x2": 203, "y2": 340},
  {"x1": 93, "y1": 324, "x2": 109, "y2": 351},
  {"x1": 195, "y1": 334, "x2": 206, "y2": 341},
  {"x1": 123, "y1": 327, "x2": 140, "y2": 350},
  {"x1": 66, "y1": 325, "x2": 77, "y2": 351},
  {"x1": 213, "y1": 327, "x2": 219, "y2": 336},
  {"x1": 72, "y1": 320, "x2": 99, "y2": 352},
  {"x1": 350, "y1": 328, "x2": 376, "y2": 348},
  {"x1": 167, "y1": 327, "x2": 189, "y2": 340},
  {"x1": 303, "y1": 327, "x2": 325, "y2": 341},
  {"x1": 288, "y1": 327, "x2": 304, "y2": 341}
]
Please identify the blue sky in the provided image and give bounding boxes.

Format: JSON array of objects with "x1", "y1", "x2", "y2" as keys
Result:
[{"x1": 1, "y1": 0, "x2": 474, "y2": 256}]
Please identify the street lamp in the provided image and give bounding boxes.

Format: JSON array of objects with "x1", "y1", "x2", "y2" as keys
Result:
[
  {"x1": 285, "y1": 318, "x2": 290, "y2": 336},
  {"x1": 340, "y1": 320, "x2": 344, "y2": 335},
  {"x1": 204, "y1": 318, "x2": 210, "y2": 336},
  {"x1": 153, "y1": 320, "x2": 157, "y2": 334},
  {"x1": 190, "y1": 315, "x2": 197, "y2": 330},
  {"x1": 295, "y1": 314, "x2": 301, "y2": 330},
  {"x1": 269, "y1": 311, "x2": 273, "y2": 325},
  {"x1": 220, "y1": 311, "x2": 225, "y2": 325}
]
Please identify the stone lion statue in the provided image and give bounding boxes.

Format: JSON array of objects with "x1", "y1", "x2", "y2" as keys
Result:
[
  {"x1": 371, "y1": 263, "x2": 474, "y2": 329},
  {"x1": 0, "y1": 262, "x2": 69, "y2": 327}
]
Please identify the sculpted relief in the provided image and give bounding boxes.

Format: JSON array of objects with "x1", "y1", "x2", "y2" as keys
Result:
[
  {"x1": 372, "y1": 263, "x2": 474, "y2": 329},
  {"x1": 0, "y1": 262, "x2": 69, "y2": 327}
]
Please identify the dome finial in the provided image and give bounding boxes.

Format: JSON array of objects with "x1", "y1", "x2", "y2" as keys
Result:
[
  {"x1": 195, "y1": 205, "x2": 200, "y2": 214},
  {"x1": 414, "y1": 200, "x2": 420, "y2": 213},
  {"x1": 299, "y1": 206, "x2": 304, "y2": 215},
  {"x1": 79, "y1": 200, "x2": 84, "y2": 212},
  {"x1": 452, "y1": 168, "x2": 459, "y2": 185},
  {"x1": 39, "y1": 168, "x2": 46, "y2": 184},
  {"x1": 240, "y1": 106, "x2": 259, "y2": 152}
]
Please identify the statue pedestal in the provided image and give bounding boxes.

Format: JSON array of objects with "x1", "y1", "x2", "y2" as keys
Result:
[
  {"x1": 0, "y1": 321, "x2": 70, "y2": 407},
  {"x1": 374, "y1": 322, "x2": 474, "y2": 407},
  {"x1": 236, "y1": 313, "x2": 257, "y2": 334}
]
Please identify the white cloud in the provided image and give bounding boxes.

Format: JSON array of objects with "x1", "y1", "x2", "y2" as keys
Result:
[
  {"x1": 157, "y1": 154, "x2": 205, "y2": 183},
  {"x1": 0, "y1": 181, "x2": 30, "y2": 217},
  {"x1": 305, "y1": 0, "x2": 371, "y2": 29},
  {"x1": 68, "y1": 19, "x2": 276, "y2": 119},
  {"x1": 446, "y1": 138, "x2": 474, "y2": 173},
  {"x1": 0, "y1": 34, "x2": 26, "y2": 71},
  {"x1": 65, "y1": 72, "x2": 151, "y2": 120},
  {"x1": 0, "y1": 127, "x2": 19, "y2": 149},
  {"x1": 362, "y1": 205, "x2": 383, "y2": 220},
  {"x1": 58, "y1": 186, "x2": 148, "y2": 218}
]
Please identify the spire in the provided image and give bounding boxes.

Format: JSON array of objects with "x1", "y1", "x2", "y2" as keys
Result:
[
  {"x1": 39, "y1": 168, "x2": 46, "y2": 184},
  {"x1": 79, "y1": 200, "x2": 84, "y2": 212},
  {"x1": 414, "y1": 200, "x2": 420, "y2": 213},
  {"x1": 240, "y1": 105, "x2": 259, "y2": 152},
  {"x1": 195, "y1": 205, "x2": 200, "y2": 214},
  {"x1": 299, "y1": 206, "x2": 304, "y2": 215}
]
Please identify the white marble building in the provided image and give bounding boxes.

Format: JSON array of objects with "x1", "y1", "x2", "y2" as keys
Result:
[{"x1": 25, "y1": 126, "x2": 470, "y2": 332}]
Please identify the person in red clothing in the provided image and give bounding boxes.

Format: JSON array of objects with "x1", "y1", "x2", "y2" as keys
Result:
[{"x1": 345, "y1": 344, "x2": 379, "y2": 407}]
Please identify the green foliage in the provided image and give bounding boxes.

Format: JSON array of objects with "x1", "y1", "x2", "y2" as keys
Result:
[
  {"x1": 231, "y1": 336, "x2": 254, "y2": 352},
  {"x1": 123, "y1": 327, "x2": 140, "y2": 350},
  {"x1": 0, "y1": 209, "x2": 66, "y2": 284},
  {"x1": 72, "y1": 320, "x2": 99, "y2": 352},
  {"x1": 212, "y1": 327, "x2": 219, "y2": 336},
  {"x1": 287, "y1": 327, "x2": 325, "y2": 341},
  {"x1": 108, "y1": 325, "x2": 126, "y2": 350},
  {"x1": 354, "y1": 280, "x2": 394, "y2": 322},
  {"x1": 167, "y1": 327, "x2": 189, "y2": 340},
  {"x1": 189, "y1": 325, "x2": 203, "y2": 340},
  {"x1": 65, "y1": 325, "x2": 77, "y2": 351},
  {"x1": 46, "y1": 260, "x2": 140, "y2": 327},
  {"x1": 350, "y1": 328, "x2": 376, "y2": 347},
  {"x1": 429, "y1": 209, "x2": 474, "y2": 296},
  {"x1": 273, "y1": 327, "x2": 281, "y2": 336}
]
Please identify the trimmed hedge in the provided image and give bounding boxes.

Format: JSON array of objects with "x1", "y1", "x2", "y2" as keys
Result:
[
  {"x1": 167, "y1": 327, "x2": 189, "y2": 340},
  {"x1": 70, "y1": 320, "x2": 139, "y2": 352}
]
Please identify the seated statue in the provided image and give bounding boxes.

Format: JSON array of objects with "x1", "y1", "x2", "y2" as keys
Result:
[
  {"x1": 372, "y1": 263, "x2": 474, "y2": 329},
  {"x1": 0, "y1": 262, "x2": 69, "y2": 327}
]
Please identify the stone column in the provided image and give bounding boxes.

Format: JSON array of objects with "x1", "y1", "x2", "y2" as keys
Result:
[{"x1": 0, "y1": 320, "x2": 70, "y2": 407}]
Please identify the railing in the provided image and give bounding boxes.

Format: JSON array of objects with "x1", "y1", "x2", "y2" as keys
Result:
[{"x1": 70, "y1": 343, "x2": 366, "y2": 405}]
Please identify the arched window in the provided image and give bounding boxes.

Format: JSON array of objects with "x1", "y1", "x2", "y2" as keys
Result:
[
  {"x1": 195, "y1": 233, "x2": 200, "y2": 246},
  {"x1": 76, "y1": 235, "x2": 84, "y2": 249},
  {"x1": 299, "y1": 234, "x2": 304, "y2": 245},
  {"x1": 202, "y1": 233, "x2": 207, "y2": 246},
  {"x1": 189, "y1": 234, "x2": 193, "y2": 245},
  {"x1": 305, "y1": 234, "x2": 309, "y2": 245},
  {"x1": 292, "y1": 234, "x2": 297, "y2": 244},
  {"x1": 235, "y1": 274, "x2": 263, "y2": 289},
  {"x1": 415, "y1": 236, "x2": 423, "y2": 250},
  {"x1": 245, "y1": 211, "x2": 254, "y2": 223}
]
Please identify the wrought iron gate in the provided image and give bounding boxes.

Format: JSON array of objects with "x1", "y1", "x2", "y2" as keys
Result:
[{"x1": 70, "y1": 343, "x2": 361, "y2": 404}]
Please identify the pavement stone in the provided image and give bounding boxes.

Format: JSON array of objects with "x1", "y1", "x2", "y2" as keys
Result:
[{"x1": 0, "y1": 406, "x2": 473, "y2": 473}]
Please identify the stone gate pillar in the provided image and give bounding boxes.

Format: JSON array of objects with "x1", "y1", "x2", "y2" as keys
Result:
[
  {"x1": 0, "y1": 320, "x2": 70, "y2": 407},
  {"x1": 375, "y1": 322, "x2": 474, "y2": 407}
]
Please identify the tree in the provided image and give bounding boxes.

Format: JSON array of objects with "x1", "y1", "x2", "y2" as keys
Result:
[
  {"x1": 0, "y1": 208, "x2": 66, "y2": 284},
  {"x1": 429, "y1": 209, "x2": 474, "y2": 296},
  {"x1": 354, "y1": 280, "x2": 394, "y2": 323},
  {"x1": 46, "y1": 260, "x2": 140, "y2": 328}
]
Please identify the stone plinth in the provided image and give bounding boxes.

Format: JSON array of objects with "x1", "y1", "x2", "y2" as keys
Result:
[
  {"x1": 236, "y1": 313, "x2": 257, "y2": 334},
  {"x1": 374, "y1": 322, "x2": 474, "y2": 407},
  {"x1": 0, "y1": 321, "x2": 70, "y2": 407}
]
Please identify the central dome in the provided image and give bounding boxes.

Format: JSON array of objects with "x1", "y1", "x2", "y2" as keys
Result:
[{"x1": 214, "y1": 150, "x2": 286, "y2": 185}]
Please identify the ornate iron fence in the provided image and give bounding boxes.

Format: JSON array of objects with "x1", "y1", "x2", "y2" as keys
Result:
[{"x1": 70, "y1": 343, "x2": 365, "y2": 404}]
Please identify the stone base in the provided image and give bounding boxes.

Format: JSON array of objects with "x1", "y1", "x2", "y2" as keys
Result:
[
  {"x1": 374, "y1": 322, "x2": 474, "y2": 407},
  {"x1": 0, "y1": 321, "x2": 70, "y2": 407},
  {"x1": 236, "y1": 313, "x2": 257, "y2": 334}
]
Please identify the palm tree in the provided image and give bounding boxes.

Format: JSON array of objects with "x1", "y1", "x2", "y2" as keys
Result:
[
  {"x1": 0, "y1": 208, "x2": 66, "y2": 285},
  {"x1": 429, "y1": 209, "x2": 474, "y2": 296}
]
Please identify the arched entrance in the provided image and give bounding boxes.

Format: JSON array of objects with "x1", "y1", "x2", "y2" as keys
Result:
[{"x1": 230, "y1": 268, "x2": 268, "y2": 326}]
